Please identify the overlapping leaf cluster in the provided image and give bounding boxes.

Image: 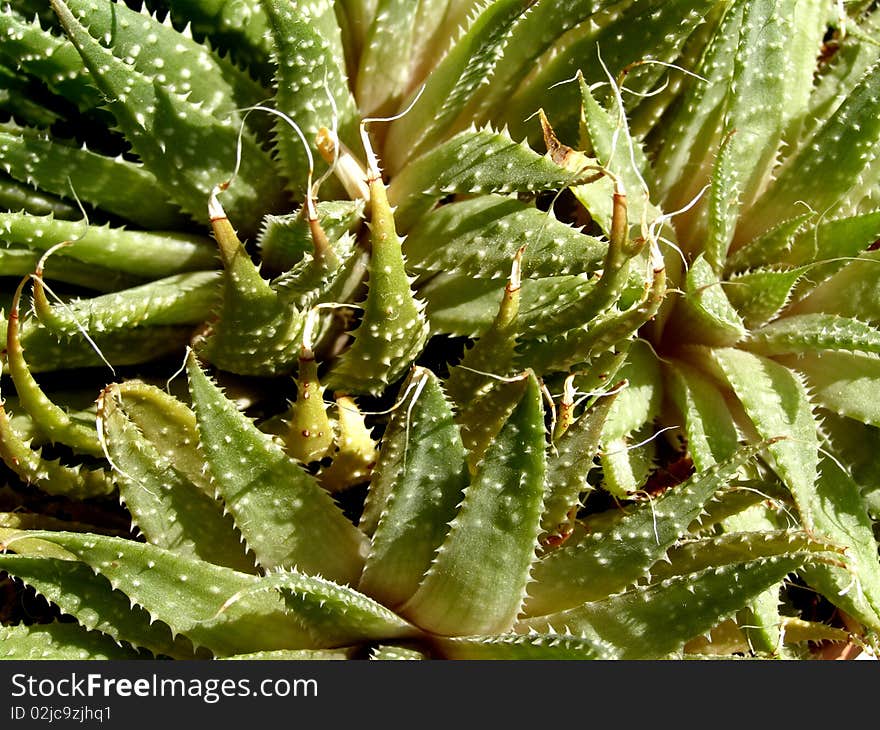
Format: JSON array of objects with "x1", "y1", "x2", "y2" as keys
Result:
[{"x1": 0, "y1": 0, "x2": 878, "y2": 659}]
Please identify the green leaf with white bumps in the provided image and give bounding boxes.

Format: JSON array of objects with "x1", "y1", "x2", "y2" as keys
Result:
[
  {"x1": 261, "y1": 0, "x2": 359, "y2": 197},
  {"x1": 98, "y1": 382, "x2": 254, "y2": 572},
  {"x1": 387, "y1": 127, "x2": 589, "y2": 231},
  {"x1": 724, "y1": 266, "x2": 809, "y2": 329},
  {"x1": 724, "y1": 213, "x2": 813, "y2": 273},
  {"x1": 781, "y1": 350, "x2": 880, "y2": 428},
  {"x1": 0, "y1": 173, "x2": 79, "y2": 220},
  {"x1": 32, "y1": 271, "x2": 220, "y2": 337},
  {"x1": 0, "y1": 554, "x2": 200, "y2": 659},
  {"x1": 4, "y1": 280, "x2": 103, "y2": 457},
  {"x1": 505, "y1": 0, "x2": 713, "y2": 149},
  {"x1": 198, "y1": 203, "x2": 305, "y2": 376},
  {"x1": 0, "y1": 531, "x2": 317, "y2": 656},
  {"x1": 740, "y1": 60, "x2": 880, "y2": 240},
  {"x1": 60, "y1": 0, "x2": 266, "y2": 118},
  {"x1": 0, "y1": 6, "x2": 104, "y2": 114},
  {"x1": 524, "y1": 442, "x2": 769, "y2": 617},
  {"x1": 576, "y1": 73, "x2": 658, "y2": 232},
  {"x1": 0, "y1": 400, "x2": 113, "y2": 499},
  {"x1": 2, "y1": 0, "x2": 880, "y2": 664},
  {"x1": 162, "y1": 0, "x2": 273, "y2": 83},
  {"x1": 0, "y1": 124, "x2": 186, "y2": 229},
  {"x1": 186, "y1": 352, "x2": 368, "y2": 583},
  {"x1": 743, "y1": 313, "x2": 880, "y2": 358},
  {"x1": 789, "y1": 249, "x2": 880, "y2": 322},
  {"x1": 674, "y1": 254, "x2": 746, "y2": 347},
  {"x1": 420, "y1": 271, "x2": 592, "y2": 339},
  {"x1": 437, "y1": 632, "x2": 616, "y2": 660},
  {"x1": 0, "y1": 316, "x2": 194, "y2": 372},
  {"x1": 382, "y1": 0, "x2": 537, "y2": 172},
  {"x1": 401, "y1": 373, "x2": 546, "y2": 636},
  {"x1": 0, "y1": 212, "x2": 217, "y2": 278},
  {"x1": 359, "y1": 367, "x2": 469, "y2": 609},
  {"x1": 0, "y1": 621, "x2": 146, "y2": 660},
  {"x1": 721, "y1": 0, "x2": 797, "y2": 212},
  {"x1": 444, "y1": 250, "x2": 523, "y2": 464},
  {"x1": 711, "y1": 347, "x2": 880, "y2": 630},
  {"x1": 51, "y1": 0, "x2": 284, "y2": 233},
  {"x1": 325, "y1": 174, "x2": 428, "y2": 396},
  {"x1": 651, "y1": 0, "x2": 743, "y2": 208},
  {"x1": 0, "y1": 247, "x2": 141, "y2": 292},
  {"x1": 540, "y1": 388, "x2": 617, "y2": 542},
  {"x1": 403, "y1": 195, "x2": 606, "y2": 282},
  {"x1": 460, "y1": 0, "x2": 620, "y2": 129},
  {"x1": 665, "y1": 358, "x2": 739, "y2": 471},
  {"x1": 355, "y1": 0, "x2": 422, "y2": 118},
  {"x1": 253, "y1": 570, "x2": 420, "y2": 648},
  {"x1": 258, "y1": 200, "x2": 365, "y2": 274},
  {"x1": 106, "y1": 380, "x2": 213, "y2": 496},
  {"x1": 798, "y1": 459, "x2": 880, "y2": 631},
  {"x1": 520, "y1": 552, "x2": 819, "y2": 659}
]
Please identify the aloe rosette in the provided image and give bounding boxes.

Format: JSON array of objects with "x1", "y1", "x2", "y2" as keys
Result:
[{"x1": 0, "y1": 0, "x2": 878, "y2": 659}]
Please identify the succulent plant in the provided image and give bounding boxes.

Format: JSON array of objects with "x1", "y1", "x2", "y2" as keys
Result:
[{"x1": 0, "y1": 0, "x2": 879, "y2": 659}]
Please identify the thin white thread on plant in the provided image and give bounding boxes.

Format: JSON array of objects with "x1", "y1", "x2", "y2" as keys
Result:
[
  {"x1": 598, "y1": 53, "x2": 666, "y2": 267},
  {"x1": 649, "y1": 184, "x2": 709, "y2": 237},
  {"x1": 95, "y1": 387, "x2": 158, "y2": 498},
  {"x1": 618, "y1": 77, "x2": 671, "y2": 99},
  {"x1": 645, "y1": 184, "x2": 711, "y2": 275},
  {"x1": 34, "y1": 277, "x2": 116, "y2": 375},
  {"x1": 570, "y1": 381, "x2": 629, "y2": 410},
  {"x1": 590, "y1": 73, "x2": 674, "y2": 101},
  {"x1": 633, "y1": 337, "x2": 675, "y2": 366},
  {"x1": 776, "y1": 437, "x2": 855, "y2": 483},
  {"x1": 360, "y1": 84, "x2": 427, "y2": 177},
  {"x1": 455, "y1": 365, "x2": 529, "y2": 383},
  {"x1": 802, "y1": 202, "x2": 833, "y2": 273},
  {"x1": 631, "y1": 489, "x2": 660, "y2": 544},
  {"x1": 743, "y1": 628, "x2": 758, "y2": 657},
  {"x1": 402, "y1": 370, "x2": 429, "y2": 472},
  {"x1": 626, "y1": 59, "x2": 709, "y2": 85},
  {"x1": 589, "y1": 53, "x2": 700, "y2": 272},
  {"x1": 333, "y1": 374, "x2": 427, "y2": 419},
  {"x1": 657, "y1": 234, "x2": 690, "y2": 272},
  {"x1": 233, "y1": 105, "x2": 315, "y2": 195},
  {"x1": 25, "y1": 181, "x2": 116, "y2": 371},
  {"x1": 602, "y1": 425, "x2": 680, "y2": 457},
  {"x1": 595, "y1": 53, "x2": 624, "y2": 187},
  {"x1": 225, "y1": 96, "x2": 273, "y2": 186},
  {"x1": 597, "y1": 47, "x2": 651, "y2": 205},
  {"x1": 724, "y1": 484, "x2": 800, "y2": 529},
  {"x1": 547, "y1": 72, "x2": 582, "y2": 91},
  {"x1": 65, "y1": 176, "x2": 91, "y2": 232},
  {"x1": 310, "y1": 301, "x2": 365, "y2": 315},
  {"x1": 165, "y1": 347, "x2": 192, "y2": 393}
]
